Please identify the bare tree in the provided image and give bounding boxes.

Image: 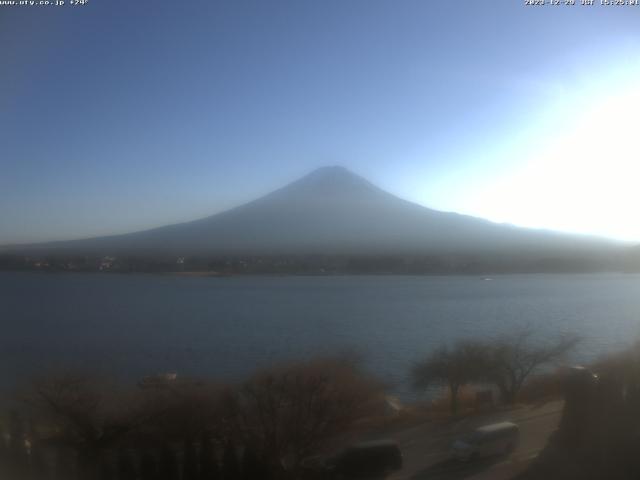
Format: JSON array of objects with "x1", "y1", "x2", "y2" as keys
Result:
[
  {"x1": 228, "y1": 357, "x2": 382, "y2": 472},
  {"x1": 24, "y1": 374, "x2": 161, "y2": 479},
  {"x1": 136, "y1": 377, "x2": 227, "y2": 443},
  {"x1": 412, "y1": 341, "x2": 488, "y2": 415},
  {"x1": 485, "y1": 326, "x2": 580, "y2": 404}
]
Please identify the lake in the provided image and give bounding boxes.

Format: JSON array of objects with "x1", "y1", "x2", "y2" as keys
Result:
[{"x1": 1, "y1": 272, "x2": 640, "y2": 398}]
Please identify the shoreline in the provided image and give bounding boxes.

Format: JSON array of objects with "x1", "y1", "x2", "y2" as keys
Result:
[{"x1": 0, "y1": 268, "x2": 637, "y2": 278}]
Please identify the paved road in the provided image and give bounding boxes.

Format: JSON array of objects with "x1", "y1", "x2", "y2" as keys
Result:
[{"x1": 387, "y1": 401, "x2": 563, "y2": 480}]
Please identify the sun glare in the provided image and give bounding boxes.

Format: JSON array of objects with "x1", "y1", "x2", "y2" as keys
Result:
[{"x1": 475, "y1": 83, "x2": 640, "y2": 241}]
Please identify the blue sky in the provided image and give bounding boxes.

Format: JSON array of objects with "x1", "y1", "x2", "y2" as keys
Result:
[{"x1": 2, "y1": 0, "x2": 639, "y2": 244}]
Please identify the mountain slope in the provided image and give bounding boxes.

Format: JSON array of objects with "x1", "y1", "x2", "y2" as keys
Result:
[{"x1": 4, "y1": 166, "x2": 622, "y2": 256}]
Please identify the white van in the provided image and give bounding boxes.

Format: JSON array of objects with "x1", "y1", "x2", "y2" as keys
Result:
[{"x1": 451, "y1": 421, "x2": 519, "y2": 461}]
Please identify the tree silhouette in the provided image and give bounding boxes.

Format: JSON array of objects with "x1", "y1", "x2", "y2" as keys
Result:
[
  {"x1": 183, "y1": 438, "x2": 198, "y2": 480},
  {"x1": 485, "y1": 327, "x2": 580, "y2": 404},
  {"x1": 117, "y1": 448, "x2": 137, "y2": 480},
  {"x1": 230, "y1": 357, "x2": 380, "y2": 469},
  {"x1": 222, "y1": 442, "x2": 240, "y2": 480},
  {"x1": 199, "y1": 433, "x2": 220, "y2": 480},
  {"x1": 413, "y1": 341, "x2": 487, "y2": 415},
  {"x1": 241, "y1": 445, "x2": 265, "y2": 480},
  {"x1": 159, "y1": 443, "x2": 180, "y2": 480},
  {"x1": 140, "y1": 450, "x2": 158, "y2": 480}
]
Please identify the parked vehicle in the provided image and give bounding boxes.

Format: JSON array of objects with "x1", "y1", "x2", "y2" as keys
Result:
[
  {"x1": 304, "y1": 439, "x2": 402, "y2": 478},
  {"x1": 451, "y1": 421, "x2": 519, "y2": 461}
]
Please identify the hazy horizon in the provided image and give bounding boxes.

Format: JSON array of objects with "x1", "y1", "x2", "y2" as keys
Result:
[
  {"x1": 2, "y1": 1, "x2": 640, "y2": 244},
  {"x1": 1, "y1": 165, "x2": 634, "y2": 248}
]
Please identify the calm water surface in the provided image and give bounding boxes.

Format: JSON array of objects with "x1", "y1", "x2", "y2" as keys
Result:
[{"x1": 2, "y1": 272, "x2": 640, "y2": 398}]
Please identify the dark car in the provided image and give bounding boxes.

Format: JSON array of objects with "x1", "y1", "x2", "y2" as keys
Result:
[{"x1": 325, "y1": 439, "x2": 403, "y2": 478}]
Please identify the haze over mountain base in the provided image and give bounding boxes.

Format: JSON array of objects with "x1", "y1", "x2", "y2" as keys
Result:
[{"x1": 1, "y1": 167, "x2": 636, "y2": 274}]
